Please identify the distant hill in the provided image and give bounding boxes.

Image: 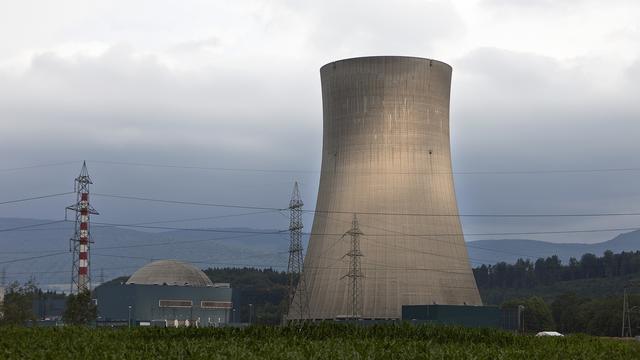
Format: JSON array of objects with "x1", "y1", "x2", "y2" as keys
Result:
[
  {"x1": 0, "y1": 218, "x2": 289, "y2": 290},
  {"x1": 2, "y1": 217, "x2": 640, "y2": 290},
  {"x1": 467, "y1": 231, "x2": 640, "y2": 265}
]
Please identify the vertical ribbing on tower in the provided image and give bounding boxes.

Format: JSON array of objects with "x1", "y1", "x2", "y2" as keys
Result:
[
  {"x1": 66, "y1": 161, "x2": 98, "y2": 294},
  {"x1": 342, "y1": 214, "x2": 364, "y2": 319},
  {"x1": 286, "y1": 181, "x2": 309, "y2": 321}
]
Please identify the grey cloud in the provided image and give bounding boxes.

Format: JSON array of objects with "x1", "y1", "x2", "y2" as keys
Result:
[
  {"x1": 0, "y1": 45, "x2": 320, "y2": 153},
  {"x1": 0, "y1": 45, "x2": 322, "y2": 226},
  {"x1": 295, "y1": 0, "x2": 465, "y2": 58},
  {"x1": 480, "y1": 0, "x2": 588, "y2": 10},
  {"x1": 450, "y1": 47, "x2": 640, "y2": 242},
  {"x1": 169, "y1": 37, "x2": 221, "y2": 53},
  {"x1": 1, "y1": 41, "x2": 639, "y2": 243},
  {"x1": 482, "y1": 0, "x2": 564, "y2": 7}
]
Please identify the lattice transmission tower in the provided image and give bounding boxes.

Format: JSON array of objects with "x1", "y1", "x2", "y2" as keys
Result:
[
  {"x1": 286, "y1": 181, "x2": 309, "y2": 321},
  {"x1": 66, "y1": 161, "x2": 99, "y2": 294},
  {"x1": 342, "y1": 213, "x2": 364, "y2": 319}
]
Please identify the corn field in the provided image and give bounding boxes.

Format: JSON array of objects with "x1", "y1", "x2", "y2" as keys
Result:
[{"x1": 1, "y1": 323, "x2": 639, "y2": 359}]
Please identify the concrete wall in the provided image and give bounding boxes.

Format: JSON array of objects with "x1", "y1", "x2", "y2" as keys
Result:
[
  {"x1": 94, "y1": 283, "x2": 233, "y2": 327},
  {"x1": 402, "y1": 305, "x2": 501, "y2": 328},
  {"x1": 294, "y1": 56, "x2": 481, "y2": 320}
]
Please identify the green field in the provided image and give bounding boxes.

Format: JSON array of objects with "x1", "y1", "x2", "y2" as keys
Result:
[{"x1": 1, "y1": 324, "x2": 639, "y2": 359}]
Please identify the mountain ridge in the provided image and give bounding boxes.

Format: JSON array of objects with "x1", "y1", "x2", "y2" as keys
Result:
[{"x1": 1, "y1": 217, "x2": 639, "y2": 290}]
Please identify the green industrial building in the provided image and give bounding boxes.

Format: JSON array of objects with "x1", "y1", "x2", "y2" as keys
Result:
[
  {"x1": 94, "y1": 260, "x2": 234, "y2": 327},
  {"x1": 402, "y1": 304, "x2": 522, "y2": 331}
]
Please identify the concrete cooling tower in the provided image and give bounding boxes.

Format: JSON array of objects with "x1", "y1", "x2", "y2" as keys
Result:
[{"x1": 293, "y1": 56, "x2": 482, "y2": 320}]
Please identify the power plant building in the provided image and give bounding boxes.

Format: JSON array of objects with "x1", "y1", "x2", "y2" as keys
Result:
[
  {"x1": 293, "y1": 56, "x2": 482, "y2": 320},
  {"x1": 94, "y1": 260, "x2": 234, "y2": 327}
]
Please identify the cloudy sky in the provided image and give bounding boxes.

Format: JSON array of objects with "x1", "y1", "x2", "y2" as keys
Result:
[{"x1": 1, "y1": 0, "x2": 639, "y2": 243}]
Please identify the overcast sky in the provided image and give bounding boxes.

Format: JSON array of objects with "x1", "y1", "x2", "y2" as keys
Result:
[{"x1": 1, "y1": 0, "x2": 639, "y2": 244}]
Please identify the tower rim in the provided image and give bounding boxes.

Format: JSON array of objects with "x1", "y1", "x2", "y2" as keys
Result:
[{"x1": 320, "y1": 56, "x2": 452, "y2": 73}]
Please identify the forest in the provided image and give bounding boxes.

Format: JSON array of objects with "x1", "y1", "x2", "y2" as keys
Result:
[
  {"x1": 3, "y1": 250, "x2": 640, "y2": 336},
  {"x1": 473, "y1": 250, "x2": 640, "y2": 289}
]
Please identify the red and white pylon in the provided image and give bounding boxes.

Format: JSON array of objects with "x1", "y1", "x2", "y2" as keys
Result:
[{"x1": 66, "y1": 161, "x2": 98, "y2": 294}]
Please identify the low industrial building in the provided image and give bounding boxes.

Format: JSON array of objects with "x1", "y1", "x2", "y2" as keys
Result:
[
  {"x1": 402, "y1": 304, "x2": 522, "y2": 331},
  {"x1": 94, "y1": 260, "x2": 234, "y2": 327}
]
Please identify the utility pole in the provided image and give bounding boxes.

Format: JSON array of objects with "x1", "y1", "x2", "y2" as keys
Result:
[
  {"x1": 66, "y1": 161, "x2": 99, "y2": 295},
  {"x1": 286, "y1": 181, "x2": 309, "y2": 322},
  {"x1": 622, "y1": 286, "x2": 633, "y2": 337},
  {"x1": 342, "y1": 214, "x2": 364, "y2": 320}
]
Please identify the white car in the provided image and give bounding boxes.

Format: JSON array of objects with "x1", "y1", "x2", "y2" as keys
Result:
[{"x1": 536, "y1": 331, "x2": 564, "y2": 337}]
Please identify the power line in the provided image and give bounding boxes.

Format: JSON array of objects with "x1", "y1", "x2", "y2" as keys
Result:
[
  {"x1": 0, "y1": 220, "x2": 67, "y2": 233},
  {"x1": 0, "y1": 161, "x2": 78, "y2": 173},
  {"x1": 0, "y1": 252, "x2": 68, "y2": 265},
  {"x1": 3, "y1": 210, "x2": 277, "y2": 233},
  {"x1": 92, "y1": 250, "x2": 289, "y2": 263},
  {"x1": 89, "y1": 159, "x2": 640, "y2": 175},
  {"x1": 0, "y1": 211, "x2": 638, "y2": 266},
  {"x1": 0, "y1": 244, "x2": 605, "y2": 288},
  {"x1": 121, "y1": 210, "x2": 277, "y2": 226},
  {"x1": 2, "y1": 266, "x2": 140, "y2": 276},
  {"x1": 306, "y1": 209, "x2": 640, "y2": 218},
  {"x1": 0, "y1": 192, "x2": 74, "y2": 206},
  {"x1": 93, "y1": 192, "x2": 640, "y2": 218},
  {"x1": 312, "y1": 210, "x2": 543, "y2": 261},
  {"x1": 89, "y1": 160, "x2": 311, "y2": 174},
  {"x1": 3, "y1": 217, "x2": 640, "y2": 248},
  {"x1": 94, "y1": 232, "x2": 285, "y2": 251},
  {"x1": 3, "y1": 230, "x2": 290, "y2": 255},
  {"x1": 4, "y1": 215, "x2": 640, "y2": 238},
  {"x1": 89, "y1": 220, "x2": 286, "y2": 234},
  {"x1": 92, "y1": 193, "x2": 285, "y2": 211},
  {"x1": 81, "y1": 220, "x2": 640, "y2": 237}
]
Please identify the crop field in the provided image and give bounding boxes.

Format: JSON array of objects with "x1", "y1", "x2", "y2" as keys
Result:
[{"x1": 1, "y1": 323, "x2": 639, "y2": 359}]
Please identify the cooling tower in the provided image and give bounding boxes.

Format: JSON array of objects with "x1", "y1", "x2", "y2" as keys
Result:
[{"x1": 295, "y1": 56, "x2": 481, "y2": 320}]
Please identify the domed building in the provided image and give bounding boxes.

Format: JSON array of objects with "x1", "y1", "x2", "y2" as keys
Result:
[
  {"x1": 94, "y1": 260, "x2": 235, "y2": 327},
  {"x1": 126, "y1": 260, "x2": 215, "y2": 287}
]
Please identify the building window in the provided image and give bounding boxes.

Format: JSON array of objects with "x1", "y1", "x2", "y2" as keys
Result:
[
  {"x1": 200, "y1": 301, "x2": 232, "y2": 309},
  {"x1": 159, "y1": 300, "x2": 193, "y2": 308}
]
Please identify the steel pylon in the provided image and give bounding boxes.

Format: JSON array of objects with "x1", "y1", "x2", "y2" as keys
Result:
[
  {"x1": 66, "y1": 161, "x2": 98, "y2": 294},
  {"x1": 286, "y1": 181, "x2": 309, "y2": 321},
  {"x1": 342, "y1": 213, "x2": 364, "y2": 319}
]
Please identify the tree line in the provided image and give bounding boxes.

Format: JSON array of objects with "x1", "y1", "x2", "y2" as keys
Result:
[
  {"x1": 1, "y1": 268, "x2": 291, "y2": 326},
  {"x1": 502, "y1": 292, "x2": 639, "y2": 336},
  {"x1": 473, "y1": 250, "x2": 640, "y2": 289},
  {"x1": 0, "y1": 280, "x2": 96, "y2": 326}
]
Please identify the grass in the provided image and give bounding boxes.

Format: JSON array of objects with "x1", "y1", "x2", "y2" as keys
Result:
[{"x1": 1, "y1": 323, "x2": 639, "y2": 359}]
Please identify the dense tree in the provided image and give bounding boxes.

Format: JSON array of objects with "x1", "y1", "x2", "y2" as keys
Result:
[
  {"x1": 0, "y1": 280, "x2": 38, "y2": 326},
  {"x1": 474, "y1": 250, "x2": 640, "y2": 290},
  {"x1": 576, "y1": 297, "x2": 629, "y2": 336},
  {"x1": 204, "y1": 267, "x2": 289, "y2": 324},
  {"x1": 550, "y1": 292, "x2": 589, "y2": 333},
  {"x1": 502, "y1": 296, "x2": 555, "y2": 333},
  {"x1": 62, "y1": 291, "x2": 97, "y2": 325}
]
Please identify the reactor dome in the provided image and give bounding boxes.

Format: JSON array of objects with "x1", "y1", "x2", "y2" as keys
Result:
[{"x1": 126, "y1": 260, "x2": 214, "y2": 287}]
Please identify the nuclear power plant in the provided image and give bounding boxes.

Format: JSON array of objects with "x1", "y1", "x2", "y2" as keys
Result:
[{"x1": 292, "y1": 56, "x2": 482, "y2": 320}]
